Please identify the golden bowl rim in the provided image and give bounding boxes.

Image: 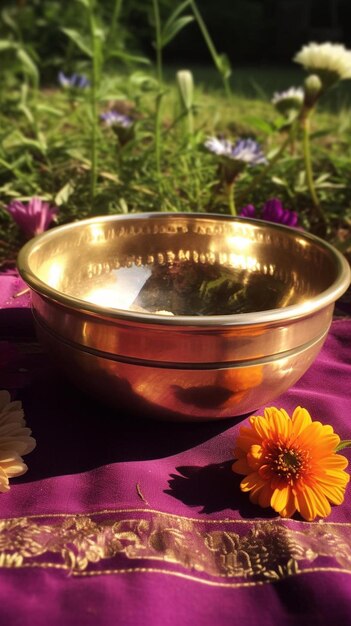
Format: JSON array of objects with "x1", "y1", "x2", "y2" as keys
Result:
[{"x1": 17, "y1": 212, "x2": 351, "y2": 327}]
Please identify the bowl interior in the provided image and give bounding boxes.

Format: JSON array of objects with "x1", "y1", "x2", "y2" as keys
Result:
[{"x1": 23, "y1": 214, "x2": 342, "y2": 316}]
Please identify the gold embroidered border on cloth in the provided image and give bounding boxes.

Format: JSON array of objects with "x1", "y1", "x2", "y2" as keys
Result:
[{"x1": 0, "y1": 508, "x2": 350, "y2": 586}]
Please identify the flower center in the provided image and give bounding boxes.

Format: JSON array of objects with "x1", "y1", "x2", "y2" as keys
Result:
[{"x1": 266, "y1": 442, "x2": 309, "y2": 481}]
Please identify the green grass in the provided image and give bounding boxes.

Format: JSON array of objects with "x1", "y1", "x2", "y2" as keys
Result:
[{"x1": 1, "y1": 64, "x2": 351, "y2": 266}]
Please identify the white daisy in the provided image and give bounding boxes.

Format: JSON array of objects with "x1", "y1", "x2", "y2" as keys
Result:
[
  {"x1": 272, "y1": 86, "x2": 304, "y2": 109},
  {"x1": 294, "y1": 42, "x2": 351, "y2": 85},
  {"x1": 204, "y1": 137, "x2": 267, "y2": 165},
  {"x1": 0, "y1": 390, "x2": 36, "y2": 493}
]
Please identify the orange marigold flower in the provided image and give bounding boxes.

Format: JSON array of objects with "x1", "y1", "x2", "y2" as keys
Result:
[{"x1": 232, "y1": 406, "x2": 350, "y2": 521}]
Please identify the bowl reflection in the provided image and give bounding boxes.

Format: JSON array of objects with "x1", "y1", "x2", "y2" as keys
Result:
[{"x1": 17, "y1": 212, "x2": 350, "y2": 421}]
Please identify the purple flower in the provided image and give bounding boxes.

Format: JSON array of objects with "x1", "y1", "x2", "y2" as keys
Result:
[
  {"x1": 6, "y1": 197, "x2": 58, "y2": 239},
  {"x1": 100, "y1": 110, "x2": 134, "y2": 145},
  {"x1": 205, "y1": 137, "x2": 267, "y2": 166},
  {"x1": 231, "y1": 139, "x2": 267, "y2": 165},
  {"x1": 262, "y1": 198, "x2": 298, "y2": 227},
  {"x1": 100, "y1": 111, "x2": 133, "y2": 128},
  {"x1": 239, "y1": 198, "x2": 298, "y2": 227},
  {"x1": 239, "y1": 204, "x2": 256, "y2": 218},
  {"x1": 58, "y1": 71, "x2": 90, "y2": 89}
]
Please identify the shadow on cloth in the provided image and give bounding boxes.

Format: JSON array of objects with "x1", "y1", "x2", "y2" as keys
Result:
[
  {"x1": 165, "y1": 461, "x2": 277, "y2": 518},
  {"x1": 14, "y1": 367, "x2": 246, "y2": 482},
  {"x1": 0, "y1": 308, "x2": 35, "y2": 339}
]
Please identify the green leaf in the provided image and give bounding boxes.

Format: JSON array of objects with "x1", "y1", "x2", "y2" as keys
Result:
[
  {"x1": 66, "y1": 148, "x2": 91, "y2": 165},
  {"x1": 36, "y1": 104, "x2": 64, "y2": 117},
  {"x1": 0, "y1": 158, "x2": 15, "y2": 170},
  {"x1": 16, "y1": 48, "x2": 39, "y2": 86},
  {"x1": 271, "y1": 176, "x2": 289, "y2": 187},
  {"x1": 216, "y1": 53, "x2": 232, "y2": 79},
  {"x1": 17, "y1": 103, "x2": 35, "y2": 125},
  {"x1": 61, "y1": 28, "x2": 92, "y2": 57},
  {"x1": 0, "y1": 182, "x2": 24, "y2": 196},
  {"x1": 315, "y1": 172, "x2": 331, "y2": 183},
  {"x1": 166, "y1": 0, "x2": 191, "y2": 22},
  {"x1": 2, "y1": 130, "x2": 46, "y2": 154},
  {"x1": 106, "y1": 49, "x2": 151, "y2": 65},
  {"x1": 273, "y1": 116, "x2": 292, "y2": 131},
  {"x1": 336, "y1": 440, "x2": 351, "y2": 452},
  {"x1": 55, "y1": 181, "x2": 75, "y2": 206},
  {"x1": 98, "y1": 92, "x2": 124, "y2": 101},
  {"x1": 37, "y1": 132, "x2": 47, "y2": 151},
  {"x1": 1, "y1": 9, "x2": 20, "y2": 35},
  {"x1": 129, "y1": 71, "x2": 158, "y2": 91},
  {"x1": 117, "y1": 198, "x2": 129, "y2": 214},
  {"x1": 75, "y1": 0, "x2": 90, "y2": 7},
  {"x1": 161, "y1": 15, "x2": 194, "y2": 47},
  {"x1": 100, "y1": 171, "x2": 119, "y2": 183},
  {"x1": 245, "y1": 116, "x2": 273, "y2": 135},
  {"x1": 0, "y1": 40, "x2": 17, "y2": 51}
]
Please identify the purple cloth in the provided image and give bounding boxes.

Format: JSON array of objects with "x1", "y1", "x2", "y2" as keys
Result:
[
  {"x1": 0, "y1": 269, "x2": 33, "y2": 336},
  {"x1": 1, "y1": 274, "x2": 351, "y2": 625},
  {"x1": 0, "y1": 269, "x2": 31, "y2": 311}
]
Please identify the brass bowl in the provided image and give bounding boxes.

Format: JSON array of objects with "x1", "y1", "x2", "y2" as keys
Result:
[{"x1": 18, "y1": 213, "x2": 350, "y2": 421}]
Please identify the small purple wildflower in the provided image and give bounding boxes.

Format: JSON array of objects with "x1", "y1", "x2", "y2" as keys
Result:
[
  {"x1": 6, "y1": 197, "x2": 58, "y2": 239},
  {"x1": 58, "y1": 71, "x2": 90, "y2": 89},
  {"x1": 100, "y1": 111, "x2": 133, "y2": 128},
  {"x1": 239, "y1": 198, "x2": 298, "y2": 227},
  {"x1": 262, "y1": 198, "x2": 298, "y2": 227},
  {"x1": 100, "y1": 110, "x2": 134, "y2": 145},
  {"x1": 205, "y1": 137, "x2": 267, "y2": 166},
  {"x1": 231, "y1": 139, "x2": 267, "y2": 165},
  {"x1": 239, "y1": 204, "x2": 256, "y2": 218}
]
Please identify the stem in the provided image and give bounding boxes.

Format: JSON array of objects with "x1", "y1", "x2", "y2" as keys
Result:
[
  {"x1": 186, "y1": 107, "x2": 194, "y2": 136},
  {"x1": 227, "y1": 182, "x2": 236, "y2": 216},
  {"x1": 289, "y1": 121, "x2": 297, "y2": 156},
  {"x1": 235, "y1": 134, "x2": 291, "y2": 208},
  {"x1": 193, "y1": 158, "x2": 201, "y2": 210},
  {"x1": 301, "y1": 113, "x2": 326, "y2": 227},
  {"x1": 336, "y1": 440, "x2": 351, "y2": 452},
  {"x1": 155, "y1": 93, "x2": 163, "y2": 180},
  {"x1": 189, "y1": 0, "x2": 231, "y2": 97},
  {"x1": 152, "y1": 0, "x2": 163, "y2": 189},
  {"x1": 89, "y1": 0, "x2": 99, "y2": 208},
  {"x1": 107, "y1": 0, "x2": 123, "y2": 45},
  {"x1": 301, "y1": 111, "x2": 328, "y2": 232}
]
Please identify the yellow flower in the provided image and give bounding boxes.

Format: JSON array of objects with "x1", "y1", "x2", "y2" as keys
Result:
[
  {"x1": 232, "y1": 406, "x2": 349, "y2": 521},
  {"x1": 0, "y1": 390, "x2": 36, "y2": 493},
  {"x1": 294, "y1": 42, "x2": 351, "y2": 86}
]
